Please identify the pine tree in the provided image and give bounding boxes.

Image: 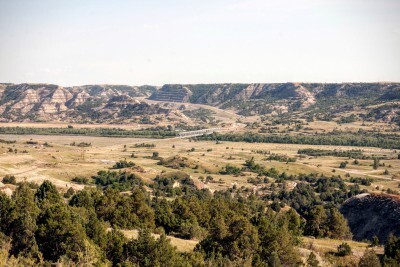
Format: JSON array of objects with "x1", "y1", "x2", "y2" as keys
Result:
[
  {"x1": 257, "y1": 212, "x2": 302, "y2": 266},
  {"x1": 35, "y1": 180, "x2": 62, "y2": 207},
  {"x1": 384, "y1": 234, "x2": 400, "y2": 262},
  {"x1": 124, "y1": 229, "x2": 185, "y2": 267},
  {"x1": 327, "y1": 208, "x2": 352, "y2": 239},
  {"x1": 36, "y1": 203, "x2": 87, "y2": 262},
  {"x1": 305, "y1": 205, "x2": 328, "y2": 237},
  {"x1": 268, "y1": 251, "x2": 282, "y2": 267},
  {"x1": 373, "y1": 158, "x2": 380, "y2": 170},
  {"x1": 105, "y1": 229, "x2": 127, "y2": 265},
  {"x1": 370, "y1": 235, "x2": 379, "y2": 247},
  {"x1": 359, "y1": 250, "x2": 381, "y2": 267},
  {"x1": 0, "y1": 193, "x2": 13, "y2": 234},
  {"x1": 307, "y1": 252, "x2": 319, "y2": 267},
  {"x1": 10, "y1": 183, "x2": 42, "y2": 261}
]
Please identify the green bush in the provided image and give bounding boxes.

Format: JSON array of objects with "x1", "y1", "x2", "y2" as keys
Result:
[
  {"x1": 112, "y1": 160, "x2": 135, "y2": 169},
  {"x1": 2, "y1": 175, "x2": 16, "y2": 185},
  {"x1": 337, "y1": 242, "x2": 352, "y2": 256}
]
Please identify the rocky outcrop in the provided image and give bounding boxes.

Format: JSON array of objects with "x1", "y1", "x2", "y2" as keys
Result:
[
  {"x1": 148, "y1": 85, "x2": 192, "y2": 102},
  {"x1": 148, "y1": 82, "x2": 399, "y2": 116},
  {"x1": 39, "y1": 87, "x2": 72, "y2": 114},
  {"x1": 366, "y1": 104, "x2": 400, "y2": 123},
  {"x1": 0, "y1": 82, "x2": 399, "y2": 122},
  {"x1": 340, "y1": 193, "x2": 400, "y2": 243},
  {"x1": 0, "y1": 83, "x2": 157, "y2": 122}
]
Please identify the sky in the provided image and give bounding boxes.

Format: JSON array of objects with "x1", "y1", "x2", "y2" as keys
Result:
[{"x1": 0, "y1": 0, "x2": 399, "y2": 86}]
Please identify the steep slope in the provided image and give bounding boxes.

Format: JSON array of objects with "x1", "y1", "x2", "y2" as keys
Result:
[
  {"x1": 340, "y1": 193, "x2": 400, "y2": 243},
  {"x1": 0, "y1": 83, "x2": 157, "y2": 123},
  {"x1": 149, "y1": 83, "x2": 400, "y2": 117},
  {"x1": 148, "y1": 84, "x2": 192, "y2": 102},
  {"x1": 0, "y1": 82, "x2": 399, "y2": 123}
]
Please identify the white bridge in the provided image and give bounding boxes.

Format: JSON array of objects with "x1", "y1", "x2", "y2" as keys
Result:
[{"x1": 177, "y1": 128, "x2": 222, "y2": 138}]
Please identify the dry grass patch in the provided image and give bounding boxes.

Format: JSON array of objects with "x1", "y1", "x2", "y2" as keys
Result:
[
  {"x1": 116, "y1": 229, "x2": 198, "y2": 253},
  {"x1": 302, "y1": 237, "x2": 384, "y2": 257}
]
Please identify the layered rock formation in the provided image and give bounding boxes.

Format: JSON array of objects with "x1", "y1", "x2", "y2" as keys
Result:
[
  {"x1": 0, "y1": 82, "x2": 399, "y2": 123},
  {"x1": 149, "y1": 83, "x2": 400, "y2": 116},
  {"x1": 148, "y1": 84, "x2": 192, "y2": 102},
  {"x1": 0, "y1": 83, "x2": 157, "y2": 123}
]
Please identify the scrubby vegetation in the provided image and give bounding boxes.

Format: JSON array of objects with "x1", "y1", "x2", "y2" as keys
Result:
[
  {"x1": 93, "y1": 170, "x2": 143, "y2": 191},
  {"x1": 111, "y1": 160, "x2": 135, "y2": 169},
  {"x1": 134, "y1": 143, "x2": 156, "y2": 148},
  {"x1": 0, "y1": 139, "x2": 16, "y2": 144},
  {"x1": 71, "y1": 176, "x2": 90, "y2": 185},
  {"x1": 70, "y1": 141, "x2": 92, "y2": 147},
  {"x1": 266, "y1": 153, "x2": 297, "y2": 162},
  {"x1": 1, "y1": 175, "x2": 16, "y2": 185},
  {"x1": 349, "y1": 177, "x2": 373, "y2": 186}
]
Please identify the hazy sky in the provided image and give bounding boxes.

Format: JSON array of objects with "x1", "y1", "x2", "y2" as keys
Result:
[{"x1": 0, "y1": 0, "x2": 399, "y2": 85}]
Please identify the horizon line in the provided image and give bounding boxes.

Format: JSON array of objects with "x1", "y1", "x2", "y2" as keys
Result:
[{"x1": 1, "y1": 81, "x2": 399, "y2": 87}]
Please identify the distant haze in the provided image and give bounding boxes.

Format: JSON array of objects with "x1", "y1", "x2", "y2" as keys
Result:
[{"x1": 0, "y1": 0, "x2": 399, "y2": 86}]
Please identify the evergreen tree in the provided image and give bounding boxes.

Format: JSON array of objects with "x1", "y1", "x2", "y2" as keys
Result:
[
  {"x1": 384, "y1": 234, "x2": 400, "y2": 262},
  {"x1": 69, "y1": 188, "x2": 100, "y2": 210},
  {"x1": 105, "y1": 229, "x2": 127, "y2": 266},
  {"x1": 371, "y1": 235, "x2": 379, "y2": 247},
  {"x1": 373, "y1": 158, "x2": 380, "y2": 170},
  {"x1": 64, "y1": 187, "x2": 75, "y2": 198},
  {"x1": 327, "y1": 208, "x2": 352, "y2": 239},
  {"x1": 153, "y1": 198, "x2": 178, "y2": 233},
  {"x1": 0, "y1": 193, "x2": 13, "y2": 234},
  {"x1": 84, "y1": 209, "x2": 108, "y2": 249},
  {"x1": 130, "y1": 188, "x2": 155, "y2": 229},
  {"x1": 337, "y1": 242, "x2": 352, "y2": 256},
  {"x1": 359, "y1": 250, "x2": 381, "y2": 267},
  {"x1": 268, "y1": 251, "x2": 282, "y2": 267},
  {"x1": 285, "y1": 209, "x2": 303, "y2": 245},
  {"x1": 307, "y1": 252, "x2": 319, "y2": 267},
  {"x1": 198, "y1": 215, "x2": 259, "y2": 260},
  {"x1": 305, "y1": 205, "x2": 328, "y2": 238},
  {"x1": 35, "y1": 180, "x2": 62, "y2": 206},
  {"x1": 36, "y1": 203, "x2": 88, "y2": 262},
  {"x1": 124, "y1": 229, "x2": 185, "y2": 267},
  {"x1": 257, "y1": 212, "x2": 302, "y2": 266},
  {"x1": 9, "y1": 183, "x2": 42, "y2": 261}
]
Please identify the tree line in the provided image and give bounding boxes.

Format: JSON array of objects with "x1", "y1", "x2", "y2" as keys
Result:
[
  {"x1": 0, "y1": 126, "x2": 177, "y2": 138},
  {"x1": 198, "y1": 132, "x2": 400, "y2": 149}
]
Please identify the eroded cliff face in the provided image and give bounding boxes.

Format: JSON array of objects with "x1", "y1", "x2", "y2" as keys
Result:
[
  {"x1": 340, "y1": 193, "x2": 400, "y2": 243},
  {"x1": 0, "y1": 83, "x2": 157, "y2": 123},
  {"x1": 0, "y1": 82, "x2": 399, "y2": 123},
  {"x1": 149, "y1": 83, "x2": 400, "y2": 117},
  {"x1": 148, "y1": 84, "x2": 192, "y2": 102}
]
